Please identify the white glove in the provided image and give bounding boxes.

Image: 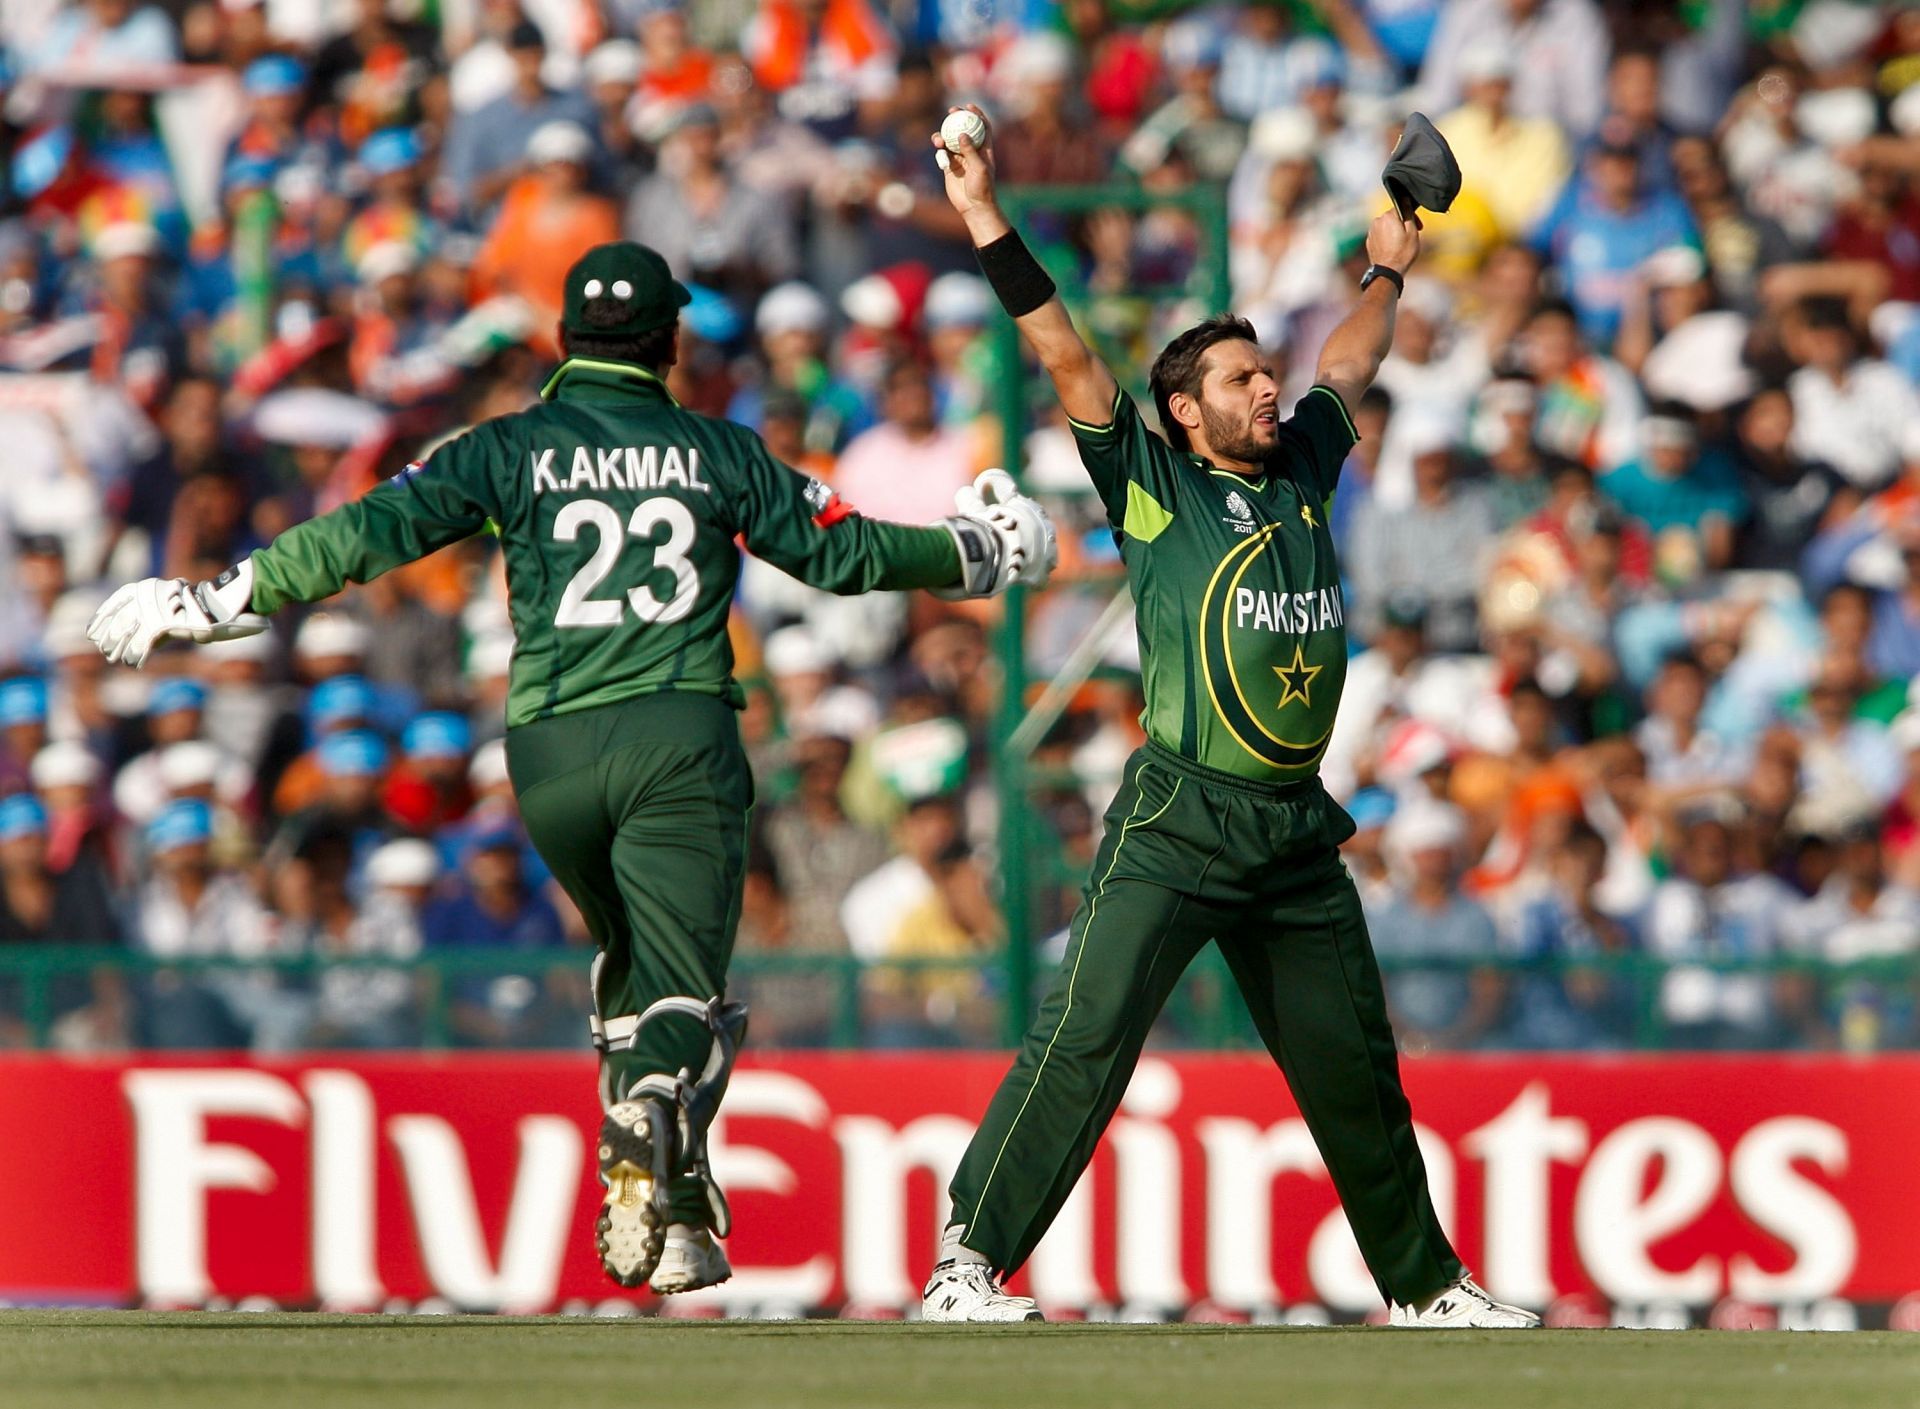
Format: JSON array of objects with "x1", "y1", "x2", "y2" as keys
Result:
[
  {"x1": 934, "y1": 469, "x2": 1056, "y2": 600},
  {"x1": 86, "y1": 561, "x2": 269, "y2": 669},
  {"x1": 972, "y1": 468, "x2": 1057, "y2": 591}
]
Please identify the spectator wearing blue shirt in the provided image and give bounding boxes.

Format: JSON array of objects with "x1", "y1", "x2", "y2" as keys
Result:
[
  {"x1": 1599, "y1": 404, "x2": 1747, "y2": 575},
  {"x1": 440, "y1": 21, "x2": 598, "y2": 224},
  {"x1": 1365, "y1": 803, "x2": 1509, "y2": 1052},
  {"x1": 1505, "y1": 822, "x2": 1641, "y2": 1048},
  {"x1": 422, "y1": 817, "x2": 570, "y2": 1045},
  {"x1": 1537, "y1": 141, "x2": 1695, "y2": 349}
]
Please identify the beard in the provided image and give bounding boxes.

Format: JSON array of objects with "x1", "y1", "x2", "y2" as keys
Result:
[{"x1": 1198, "y1": 399, "x2": 1272, "y2": 467}]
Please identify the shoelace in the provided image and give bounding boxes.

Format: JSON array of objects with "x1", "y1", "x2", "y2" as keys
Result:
[{"x1": 947, "y1": 1262, "x2": 1030, "y2": 1303}]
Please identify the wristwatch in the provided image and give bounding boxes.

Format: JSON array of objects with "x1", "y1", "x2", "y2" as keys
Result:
[{"x1": 1359, "y1": 264, "x2": 1405, "y2": 296}]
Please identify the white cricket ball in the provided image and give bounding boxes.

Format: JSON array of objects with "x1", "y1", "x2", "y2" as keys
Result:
[{"x1": 940, "y1": 109, "x2": 988, "y2": 153}]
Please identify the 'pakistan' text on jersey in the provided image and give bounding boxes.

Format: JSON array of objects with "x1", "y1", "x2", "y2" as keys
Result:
[
  {"x1": 246, "y1": 359, "x2": 959, "y2": 726},
  {"x1": 1072, "y1": 386, "x2": 1358, "y2": 782}
]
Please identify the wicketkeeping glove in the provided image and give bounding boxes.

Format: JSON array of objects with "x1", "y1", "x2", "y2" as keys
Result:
[
  {"x1": 86, "y1": 560, "x2": 269, "y2": 669},
  {"x1": 934, "y1": 469, "x2": 1058, "y2": 599}
]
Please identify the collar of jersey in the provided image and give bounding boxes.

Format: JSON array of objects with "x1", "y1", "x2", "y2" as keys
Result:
[
  {"x1": 540, "y1": 358, "x2": 680, "y2": 406},
  {"x1": 1193, "y1": 453, "x2": 1267, "y2": 490}
]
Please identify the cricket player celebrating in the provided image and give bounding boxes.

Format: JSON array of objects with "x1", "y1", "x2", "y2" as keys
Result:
[
  {"x1": 86, "y1": 240, "x2": 1056, "y2": 1296},
  {"x1": 919, "y1": 110, "x2": 1537, "y2": 1328}
]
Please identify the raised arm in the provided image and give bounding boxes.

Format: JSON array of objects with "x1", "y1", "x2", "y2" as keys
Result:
[
  {"x1": 934, "y1": 106, "x2": 1119, "y2": 427},
  {"x1": 1313, "y1": 210, "x2": 1423, "y2": 411}
]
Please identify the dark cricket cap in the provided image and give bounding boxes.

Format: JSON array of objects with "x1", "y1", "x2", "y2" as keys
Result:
[
  {"x1": 1382, "y1": 112, "x2": 1461, "y2": 220},
  {"x1": 561, "y1": 241, "x2": 691, "y2": 337}
]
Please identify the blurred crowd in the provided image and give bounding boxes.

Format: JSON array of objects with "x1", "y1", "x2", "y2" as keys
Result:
[{"x1": 1, "y1": 0, "x2": 1918, "y2": 1053}]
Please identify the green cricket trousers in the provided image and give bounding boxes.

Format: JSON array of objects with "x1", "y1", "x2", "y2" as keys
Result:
[
  {"x1": 507, "y1": 689, "x2": 752, "y2": 1227},
  {"x1": 948, "y1": 742, "x2": 1464, "y2": 1305}
]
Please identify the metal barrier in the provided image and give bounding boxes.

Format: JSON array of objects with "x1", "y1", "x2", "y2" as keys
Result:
[{"x1": 0, "y1": 945, "x2": 1912, "y2": 1053}]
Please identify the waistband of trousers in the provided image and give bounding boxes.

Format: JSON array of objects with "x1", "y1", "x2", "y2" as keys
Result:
[
  {"x1": 1142, "y1": 740, "x2": 1321, "y2": 800},
  {"x1": 506, "y1": 687, "x2": 738, "y2": 781}
]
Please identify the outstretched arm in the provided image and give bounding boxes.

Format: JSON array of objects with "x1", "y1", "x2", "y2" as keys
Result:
[
  {"x1": 934, "y1": 107, "x2": 1118, "y2": 427},
  {"x1": 1313, "y1": 210, "x2": 1423, "y2": 411}
]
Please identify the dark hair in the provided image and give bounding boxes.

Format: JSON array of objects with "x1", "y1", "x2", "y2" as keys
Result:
[
  {"x1": 1797, "y1": 297, "x2": 1853, "y2": 334},
  {"x1": 1528, "y1": 297, "x2": 1579, "y2": 326},
  {"x1": 559, "y1": 314, "x2": 678, "y2": 371},
  {"x1": 1149, "y1": 313, "x2": 1260, "y2": 451}
]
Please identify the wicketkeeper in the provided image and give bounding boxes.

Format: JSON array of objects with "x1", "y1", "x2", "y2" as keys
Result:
[
  {"x1": 87, "y1": 240, "x2": 1057, "y2": 1296},
  {"x1": 918, "y1": 109, "x2": 1538, "y2": 1328}
]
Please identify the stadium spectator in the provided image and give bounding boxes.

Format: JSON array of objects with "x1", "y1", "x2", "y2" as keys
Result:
[
  {"x1": 1438, "y1": 43, "x2": 1570, "y2": 242},
  {"x1": 422, "y1": 817, "x2": 571, "y2": 1045},
  {"x1": 622, "y1": 101, "x2": 798, "y2": 306},
  {"x1": 1367, "y1": 802, "x2": 1507, "y2": 1052},
  {"x1": 442, "y1": 20, "x2": 599, "y2": 221},
  {"x1": 0, "y1": 0, "x2": 1917, "y2": 1061},
  {"x1": 1348, "y1": 419, "x2": 1497, "y2": 653},
  {"x1": 1645, "y1": 809, "x2": 1797, "y2": 1048},
  {"x1": 1503, "y1": 820, "x2": 1640, "y2": 1049},
  {"x1": 830, "y1": 358, "x2": 977, "y2": 526}
]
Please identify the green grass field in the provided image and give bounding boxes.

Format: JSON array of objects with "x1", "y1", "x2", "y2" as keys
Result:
[{"x1": 2, "y1": 1313, "x2": 1914, "y2": 1409}]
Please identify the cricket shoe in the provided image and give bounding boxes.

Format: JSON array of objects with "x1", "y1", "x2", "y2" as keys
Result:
[
  {"x1": 650, "y1": 1225, "x2": 732, "y2": 1295},
  {"x1": 1389, "y1": 1276, "x2": 1541, "y2": 1329},
  {"x1": 595, "y1": 1099, "x2": 672, "y2": 1289},
  {"x1": 921, "y1": 1262, "x2": 1044, "y2": 1323}
]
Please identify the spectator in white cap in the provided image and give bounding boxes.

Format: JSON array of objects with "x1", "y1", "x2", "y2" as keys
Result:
[
  {"x1": 295, "y1": 612, "x2": 371, "y2": 681},
  {"x1": 582, "y1": 40, "x2": 648, "y2": 187},
  {"x1": 31, "y1": 741, "x2": 110, "y2": 877},
  {"x1": 85, "y1": 220, "x2": 183, "y2": 412},
  {"x1": 468, "y1": 737, "x2": 515, "y2": 810},
  {"x1": 764, "y1": 625, "x2": 881, "y2": 741},
  {"x1": 302, "y1": 837, "x2": 436, "y2": 1049},
  {"x1": 1366, "y1": 800, "x2": 1507, "y2": 1052},
  {"x1": 988, "y1": 32, "x2": 1107, "y2": 187},
  {"x1": 1374, "y1": 278, "x2": 1491, "y2": 505},
  {"x1": 924, "y1": 273, "x2": 993, "y2": 426},
  {"x1": 728, "y1": 282, "x2": 868, "y2": 449},
  {"x1": 471, "y1": 121, "x2": 620, "y2": 353},
  {"x1": 1229, "y1": 107, "x2": 1340, "y2": 323},
  {"x1": 466, "y1": 631, "x2": 516, "y2": 744},
  {"x1": 1439, "y1": 39, "x2": 1571, "y2": 241}
]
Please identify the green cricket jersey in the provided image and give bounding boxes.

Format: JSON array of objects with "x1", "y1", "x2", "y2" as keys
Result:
[
  {"x1": 1071, "y1": 384, "x2": 1358, "y2": 782},
  {"x1": 249, "y1": 358, "x2": 961, "y2": 726}
]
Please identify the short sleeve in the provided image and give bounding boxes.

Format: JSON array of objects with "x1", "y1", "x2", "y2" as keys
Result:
[
  {"x1": 1276, "y1": 384, "x2": 1360, "y2": 507},
  {"x1": 1069, "y1": 389, "x2": 1185, "y2": 533}
]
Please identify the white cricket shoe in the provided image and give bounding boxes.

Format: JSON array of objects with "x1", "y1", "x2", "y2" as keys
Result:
[
  {"x1": 1389, "y1": 1276, "x2": 1541, "y2": 1329},
  {"x1": 650, "y1": 1224, "x2": 732, "y2": 1295},
  {"x1": 595, "y1": 1099, "x2": 671, "y2": 1289},
  {"x1": 921, "y1": 1262, "x2": 1044, "y2": 1323}
]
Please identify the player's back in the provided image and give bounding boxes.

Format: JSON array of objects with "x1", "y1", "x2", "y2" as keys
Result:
[{"x1": 484, "y1": 363, "x2": 758, "y2": 727}]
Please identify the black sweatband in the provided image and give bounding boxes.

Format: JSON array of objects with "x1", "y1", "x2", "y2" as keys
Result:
[{"x1": 975, "y1": 231, "x2": 1056, "y2": 318}]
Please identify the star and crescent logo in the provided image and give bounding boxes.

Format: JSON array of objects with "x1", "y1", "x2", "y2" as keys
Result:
[{"x1": 1272, "y1": 642, "x2": 1322, "y2": 709}]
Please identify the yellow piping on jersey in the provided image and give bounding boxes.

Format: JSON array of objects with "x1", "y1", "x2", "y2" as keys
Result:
[{"x1": 1196, "y1": 523, "x2": 1333, "y2": 770}]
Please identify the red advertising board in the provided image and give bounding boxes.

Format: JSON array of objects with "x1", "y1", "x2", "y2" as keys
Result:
[{"x1": 0, "y1": 1053, "x2": 1911, "y2": 1322}]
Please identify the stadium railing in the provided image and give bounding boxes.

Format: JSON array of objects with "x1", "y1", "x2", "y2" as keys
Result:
[{"x1": 0, "y1": 946, "x2": 1912, "y2": 1053}]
